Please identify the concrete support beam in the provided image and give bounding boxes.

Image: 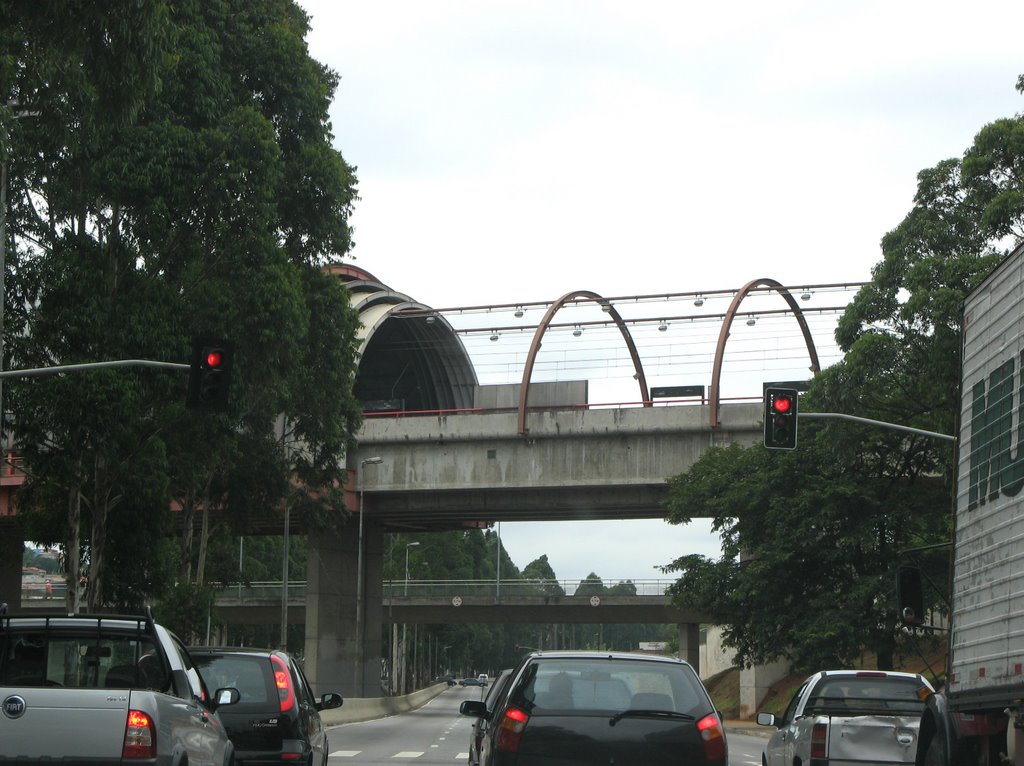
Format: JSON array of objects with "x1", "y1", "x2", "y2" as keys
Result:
[
  {"x1": 677, "y1": 622, "x2": 700, "y2": 668},
  {"x1": 739, "y1": 659, "x2": 790, "y2": 719},
  {"x1": 304, "y1": 519, "x2": 386, "y2": 700},
  {"x1": 305, "y1": 525, "x2": 358, "y2": 698}
]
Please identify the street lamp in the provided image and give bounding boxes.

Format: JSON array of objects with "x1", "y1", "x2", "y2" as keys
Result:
[
  {"x1": 355, "y1": 456, "x2": 382, "y2": 694},
  {"x1": 404, "y1": 541, "x2": 420, "y2": 595},
  {"x1": 401, "y1": 540, "x2": 420, "y2": 695}
]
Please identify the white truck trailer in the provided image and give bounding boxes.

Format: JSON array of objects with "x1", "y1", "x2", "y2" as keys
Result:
[{"x1": 916, "y1": 241, "x2": 1024, "y2": 765}]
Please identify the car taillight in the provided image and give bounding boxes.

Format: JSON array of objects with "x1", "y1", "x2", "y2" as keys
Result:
[
  {"x1": 811, "y1": 721, "x2": 827, "y2": 758},
  {"x1": 123, "y1": 709, "x2": 156, "y2": 759},
  {"x1": 495, "y1": 707, "x2": 529, "y2": 753},
  {"x1": 271, "y1": 655, "x2": 296, "y2": 712},
  {"x1": 696, "y1": 712, "x2": 727, "y2": 761}
]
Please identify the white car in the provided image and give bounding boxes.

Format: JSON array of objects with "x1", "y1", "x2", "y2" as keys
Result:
[{"x1": 757, "y1": 669, "x2": 933, "y2": 766}]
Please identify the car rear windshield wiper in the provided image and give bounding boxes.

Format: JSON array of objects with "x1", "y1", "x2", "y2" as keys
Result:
[{"x1": 609, "y1": 709, "x2": 696, "y2": 726}]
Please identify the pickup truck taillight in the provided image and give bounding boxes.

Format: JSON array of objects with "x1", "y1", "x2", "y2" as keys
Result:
[
  {"x1": 495, "y1": 707, "x2": 530, "y2": 753},
  {"x1": 811, "y1": 721, "x2": 828, "y2": 758},
  {"x1": 123, "y1": 709, "x2": 156, "y2": 759},
  {"x1": 271, "y1": 655, "x2": 296, "y2": 713},
  {"x1": 696, "y1": 713, "x2": 727, "y2": 761}
]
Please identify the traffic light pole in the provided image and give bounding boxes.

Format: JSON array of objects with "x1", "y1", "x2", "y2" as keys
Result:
[
  {"x1": 799, "y1": 412, "x2": 956, "y2": 442},
  {"x1": 0, "y1": 359, "x2": 189, "y2": 378}
]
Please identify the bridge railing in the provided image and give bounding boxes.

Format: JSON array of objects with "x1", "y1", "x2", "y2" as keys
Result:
[{"x1": 208, "y1": 579, "x2": 676, "y2": 603}]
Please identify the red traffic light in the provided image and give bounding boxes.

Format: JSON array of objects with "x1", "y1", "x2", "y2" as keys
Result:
[
  {"x1": 772, "y1": 395, "x2": 793, "y2": 414},
  {"x1": 205, "y1": 349, "x2": 224, "y2": 369},
  {"x1": 763, "y1": 387, "x2": 799, "y2": 450}
]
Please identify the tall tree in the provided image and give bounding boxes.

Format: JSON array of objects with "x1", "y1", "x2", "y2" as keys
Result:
[
  {"x1": 663, "y1": 76, "x2": 1024, "y2": 673},
  {"x1": 2, "y1": 0, "x2": 361, "y2": 612}
]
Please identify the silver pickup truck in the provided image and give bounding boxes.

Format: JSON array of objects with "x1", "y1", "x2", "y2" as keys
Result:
[
  {"x1": 757, "y1": 669, "x2": 934, "y2": 766},
  {"x1": 1, "y1": 609, "x2": 239, "y2": 765}
]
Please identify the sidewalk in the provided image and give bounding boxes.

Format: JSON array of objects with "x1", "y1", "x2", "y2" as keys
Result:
[{"x1": 724, "y1": 719, "x2": 771, "y2": 738}]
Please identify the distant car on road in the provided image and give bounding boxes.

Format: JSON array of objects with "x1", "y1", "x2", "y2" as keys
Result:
[
  {"x1": 460, "y1": 677, "x2": 485, "y2": 687},
  {"x1": 477, "y1": 673, "x2": 489, "y2": 685},
  {"x1": 190, "y1": 647, "x2": 342, "y2": 766},
  {"x1": 460, "y1": 650, "x2": 727, "y2": 765}
]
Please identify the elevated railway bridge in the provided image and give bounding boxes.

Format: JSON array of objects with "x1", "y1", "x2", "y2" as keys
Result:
[{"x1": 3, "y1": 267, "x2": 850, "y2": 718}]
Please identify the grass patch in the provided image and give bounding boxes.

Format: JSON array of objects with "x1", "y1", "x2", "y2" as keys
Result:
[{"x1": 702, "y1": 636, "x2": 948, "y2": 720}]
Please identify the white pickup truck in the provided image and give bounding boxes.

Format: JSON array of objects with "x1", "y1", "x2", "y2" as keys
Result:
[
  {"x1": 1, "y1": 609, "x2": 239, "y2": 765},
  {"x1": 756, "y1": 669, "x2": 934, "y2": 766}
]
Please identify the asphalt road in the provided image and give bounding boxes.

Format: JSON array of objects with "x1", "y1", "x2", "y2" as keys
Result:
[{"x1": 326, "y1": 684, "x2": 768, "y2": 765}]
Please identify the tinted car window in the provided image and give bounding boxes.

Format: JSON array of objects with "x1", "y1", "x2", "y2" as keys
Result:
[
  {"x1": 510, "y1": 657, "x2": 712, "y2": 715},
  {"x1": 192, "y1": 654, "x2": 271, "y2": 708}
]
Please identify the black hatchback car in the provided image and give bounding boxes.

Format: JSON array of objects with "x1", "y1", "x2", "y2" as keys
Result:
[
  {"x1": 190, "y1": 647, "x2": 343, "y2": 766},
  {"x1": 460, "y1": 651, "x2": 727, "y2": 766}
]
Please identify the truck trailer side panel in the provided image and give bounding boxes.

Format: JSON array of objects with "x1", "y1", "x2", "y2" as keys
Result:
[{"x1": 954, "y1": 245, "x2": 1024, "y2": 707}]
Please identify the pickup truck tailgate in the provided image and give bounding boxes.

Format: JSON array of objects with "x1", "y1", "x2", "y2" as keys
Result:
[
  {"x1": 828, "y1": 714, "x2": 920, "y2": 766},
  {"x1": 1, "y1": 687, "x2": 129, "y2": 758}
]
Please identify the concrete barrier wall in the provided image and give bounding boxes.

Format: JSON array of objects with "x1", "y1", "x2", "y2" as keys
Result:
[{"x1": 321, "y1": 682, "x2": 451, "y2": 726}]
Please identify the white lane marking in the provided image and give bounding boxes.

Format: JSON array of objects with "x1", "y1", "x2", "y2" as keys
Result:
[
  {"x1": 393, "y1": 752, "x2": 425, "y2": 759},
  {"x1": 457, "y1": 754, "x2": 469, "y2": 760},
  {"x1": 329, "y1": 752, "x2": 360, "y2": 758}
]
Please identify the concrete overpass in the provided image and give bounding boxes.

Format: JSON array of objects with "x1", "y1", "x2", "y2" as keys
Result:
[
  {"x1": 3, "y1": 267, "x2": 825, "y2": 716},
  {"x1": 307, "y1": 400, "x2": 763, "y2": 704}
]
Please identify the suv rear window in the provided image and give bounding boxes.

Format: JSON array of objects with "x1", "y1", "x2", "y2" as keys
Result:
[
  {"x1": 510, "y1": 658, "x2": 712, "y2": 716},
  {"x1": 192, "y1": 654, "x2": 273, "y2": 709}
]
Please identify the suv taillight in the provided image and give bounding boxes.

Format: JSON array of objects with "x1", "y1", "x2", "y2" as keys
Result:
[
  {"x1": 495, "y1": 707, "x2": 529, "y2": 753},
  {"x1": 123, "y1": 709, "x2": 156, "y2": 759},
  {"x1": 696, "y1": 712, "x2": 727, "y2": 761},
  {"x1": 271, "y1": 655, "x2": 296, "y2": 712},
  {"x1": 811, "y1": 721, "x2": 828, "y2": 758}
]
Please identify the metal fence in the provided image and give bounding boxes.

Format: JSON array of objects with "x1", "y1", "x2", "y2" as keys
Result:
[{"x1": 209, "y1": 579, "x2": 675, "y2": 603}]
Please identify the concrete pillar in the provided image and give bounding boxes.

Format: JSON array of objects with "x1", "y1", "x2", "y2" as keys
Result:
[
  {"x1": 359, "y1": 522, "x2": 384, "y2": 697},
  {"x1": 739, "y1": 659, "x2": 790, "y2": 719},
  {"x1": 305, "y1": 524, "x2": 358, "y2": 698},
  {"x1": 677, "y1": 622, "x2": 700, "y2": 668},
  {"x1": 304, "y1": 518, "x2": 386, "y2": 700},
  {"x1": 0, "y1": 521, "x2": 23, "y2": 610}
]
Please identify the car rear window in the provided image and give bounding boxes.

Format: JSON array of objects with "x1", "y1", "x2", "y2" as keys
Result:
[
  {"x1": 0, "y1": 630, "x2": 167, "y2": 690},
  {"x1": 192, "y1": 654, "x2": 272, "y2": 708},
  {"x1": 511, "y1": 657, "x2": 712, "y2": 717},
  {"x1": 806, "y1": 675, "x2": 928, "y2": 715}
]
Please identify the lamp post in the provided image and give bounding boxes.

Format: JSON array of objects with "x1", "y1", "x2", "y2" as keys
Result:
[
  {"x1": 404, "y1": 541, "x2": 420, "y2": 595},
  {"x1": 401, "y1": 541, "x2": 420, "y2": 693},
  {"x1": 354, "y1": 456, "x2": 382, "y2": 695}
]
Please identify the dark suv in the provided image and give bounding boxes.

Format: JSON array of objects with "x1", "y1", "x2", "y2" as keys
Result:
[
  {"x1": 190, "y1": 647, "x2": 342, "y2": 766},
  {"x1": 460, "y1": 651, "x2": 727, "y2": 766}
]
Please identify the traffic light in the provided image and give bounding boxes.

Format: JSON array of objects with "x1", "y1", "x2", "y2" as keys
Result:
[
  {"x1": 186, "y1": 338, "x2": 234, "y2": 410},
  {"x1": 763, "y1": 387, "x2": 798, "y2": 450}
]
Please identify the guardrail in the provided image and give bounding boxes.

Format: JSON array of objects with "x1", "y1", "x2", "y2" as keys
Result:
[
  {"x1": 20, "y1": 578, "x2": 677, "y2": 605},
  {"x1": 209, "y1": 579, "x2": 675, "y2": 603}
]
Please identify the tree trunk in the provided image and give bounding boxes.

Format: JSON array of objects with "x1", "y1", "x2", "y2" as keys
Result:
[
  {"x1": 196, "y1": 500, "x2": 210, "y2": 586},
  {"x1": 179, "y1": 489, "x2": 195, "y2": 584},
  {"x1": 87, "y1": 456, "x2": 107, "y2": 610},
  {"x1": 64, "y1": 477, "x2": 81, "y2": 614}
]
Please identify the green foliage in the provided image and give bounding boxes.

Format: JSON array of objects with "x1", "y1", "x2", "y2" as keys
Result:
[
  {"x1": 155, "y1": 581, "x2": 220, "y2": 645},
  {"x1": 663, "y1": 430, "x2": 949, "y2": 672},
  {"x1": 664, "y1": 77, "x2": 1024, "y2": 673},
  {"x1": 2, "y1": 0, "x2": 360, "y2": 606}
]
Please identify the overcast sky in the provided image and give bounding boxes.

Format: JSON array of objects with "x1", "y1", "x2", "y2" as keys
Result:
[{"x1": 298, "y1": 0, "x2": 1024, "y2": 582}]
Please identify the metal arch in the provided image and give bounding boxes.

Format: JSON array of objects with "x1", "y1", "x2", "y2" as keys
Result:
[
  {"x1": 517, "y1": 290, "x2": 651, "y2": 435},
  {"x1": 708, "y1": 278, "x2": 821, "y2": 428}
]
